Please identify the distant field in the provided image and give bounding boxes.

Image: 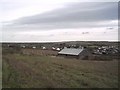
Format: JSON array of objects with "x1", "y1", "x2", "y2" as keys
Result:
[
  {"x1": 22, "y1": 49, "x2": 58, "y2": 56},
  {"x1": 2, "y1": 53, "x2": 118, "y2": 88}
]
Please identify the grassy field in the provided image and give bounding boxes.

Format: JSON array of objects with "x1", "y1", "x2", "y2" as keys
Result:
[{"x1": 2, "y1": 53, "x2": 118, "y2": 88}]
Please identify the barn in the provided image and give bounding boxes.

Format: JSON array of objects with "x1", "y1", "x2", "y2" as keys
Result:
[{"x1": 58, "y1": 47, "x2": 88, "y2": 59}]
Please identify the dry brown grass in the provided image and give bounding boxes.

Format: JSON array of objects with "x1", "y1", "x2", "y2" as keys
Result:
[{"x1": 2, "y1": 53, "x2": 118, "y2": 88}]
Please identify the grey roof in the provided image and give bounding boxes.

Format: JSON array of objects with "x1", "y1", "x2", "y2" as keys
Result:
[{"x1": 58, "y1": 48, "x2": 84, "y2": 55}]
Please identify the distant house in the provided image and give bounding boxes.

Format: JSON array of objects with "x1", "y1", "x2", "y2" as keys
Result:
[
  {"x1": 42, "y1": 46, "x2": 46, "y2": 50},
  {"x1": 32, "y1": 46, "x2": 36, "y2": 49},
  {"x1": 52, "y1": 47, "x2": 56, "y2": 50},
  {"x1": 21, "y1": 45, "x2": 26, "y2": 48},
  {"x1": 56, "y1": 48, "x2": 60, "y2": 51},
  {"x1": 58, "y1": 47, "x2": 88, "y2": 59}
]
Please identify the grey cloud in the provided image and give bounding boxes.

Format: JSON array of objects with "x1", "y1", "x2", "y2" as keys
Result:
[
  {"x1": 4, "y1": 2, "x2": 118, "y2": 30},
  {"x1": 16, "y1": 2, "x2": 117, "y2": 23}
]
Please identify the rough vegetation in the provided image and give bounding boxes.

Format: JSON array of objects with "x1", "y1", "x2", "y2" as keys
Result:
[{"x1": 2, "y1": 49, "x2": 118, "y2": 88}]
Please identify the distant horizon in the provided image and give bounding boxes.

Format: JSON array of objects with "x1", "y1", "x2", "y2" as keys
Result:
[{"x1": 1, "y1": 40, "x2": 119, "y2": 43}]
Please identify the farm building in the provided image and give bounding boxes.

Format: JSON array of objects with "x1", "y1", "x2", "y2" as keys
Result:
[{"x1": 58, "y1": 47, "x2": 88, "y2": 59}]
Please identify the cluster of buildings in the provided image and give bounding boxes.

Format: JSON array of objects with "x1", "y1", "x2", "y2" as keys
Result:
[
  {"x1": 7, "y1": 44, "x2": 62, "y2": 51},
  {"x1": 92, "y1": 46, "x2": 119, "y2": 55},
  {"x1": 3, "y1": 43, "x2": 119, "y2": 60},
  {"x1": 6, "y1": 43, "x2": 87, "y2": 59}
]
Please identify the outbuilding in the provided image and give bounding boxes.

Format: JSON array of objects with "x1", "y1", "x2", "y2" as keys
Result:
[{"x1": 58, "y1": 47, "x2": 87, "y2": 59}]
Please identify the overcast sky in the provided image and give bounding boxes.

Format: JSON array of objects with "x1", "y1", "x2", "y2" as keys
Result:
[{"x1": 1, "y1": 0, "x2": 119, "y2": 42}]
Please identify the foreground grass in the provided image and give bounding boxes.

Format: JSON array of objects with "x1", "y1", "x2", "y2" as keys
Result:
[{"x1": 2, "y1": 54, "x2": 118, "y2": 88}]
